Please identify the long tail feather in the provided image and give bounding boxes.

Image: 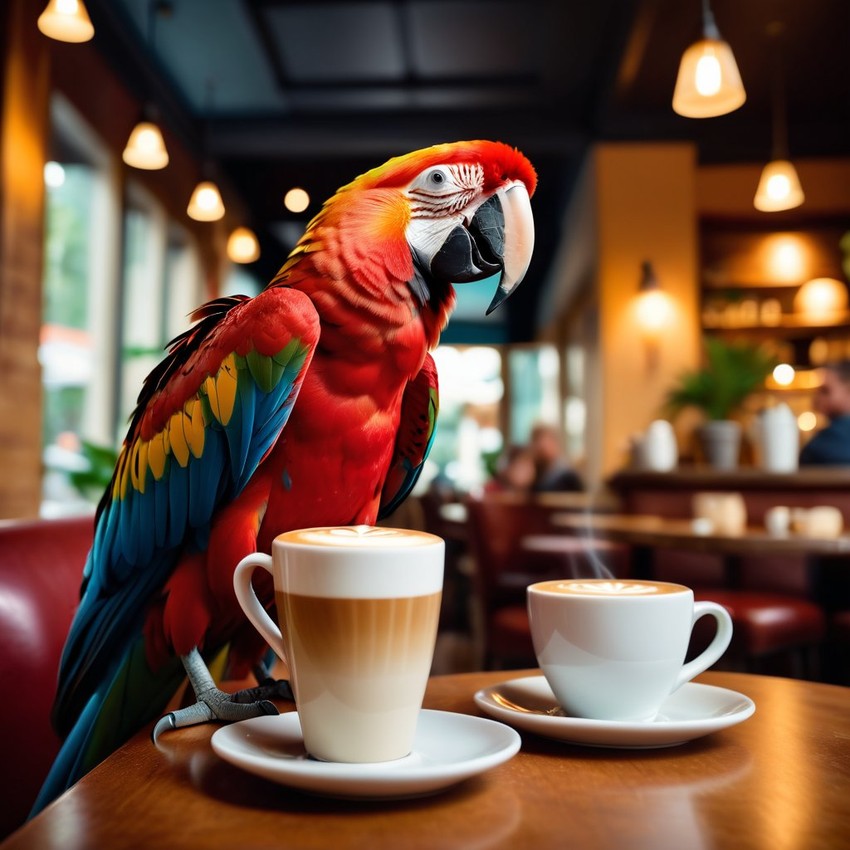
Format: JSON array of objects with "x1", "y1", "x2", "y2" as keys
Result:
[{"x1": 33, "y1": 639, "x2": 184, "y2": 817}]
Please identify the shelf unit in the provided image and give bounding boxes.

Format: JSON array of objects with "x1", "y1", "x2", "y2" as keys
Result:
[{"x1": 699, "y1": 217, "x2": 850, "y2": 369}]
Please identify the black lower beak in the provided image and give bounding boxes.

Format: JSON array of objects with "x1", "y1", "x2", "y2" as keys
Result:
[{"x1": 429, "y1": 194, "x2": 505, "y2": 284}]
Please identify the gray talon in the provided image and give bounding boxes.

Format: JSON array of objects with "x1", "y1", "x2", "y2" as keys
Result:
[{"x1": 152, "y1": 648, "x2": 282, "y2": 738}]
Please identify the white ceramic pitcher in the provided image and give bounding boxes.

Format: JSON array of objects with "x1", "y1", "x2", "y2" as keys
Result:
[{"x1": 757, "y1": 403, "x2": 799, "y2": 472}]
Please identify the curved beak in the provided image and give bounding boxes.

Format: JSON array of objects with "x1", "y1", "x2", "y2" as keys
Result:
[
  {"x1": 485, "y1": 182, "x2": 534, "y2": 314},
  {"x1": 425, "y1": 181, "x2": 535, "y2": 314}
]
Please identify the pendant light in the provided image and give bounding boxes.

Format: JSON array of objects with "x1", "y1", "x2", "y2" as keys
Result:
[
  {"x1": 187, "y1": 80, "x2": 225, "y2": 222},
  {"x1": 227, "y1": 227, "x2": 261, "y2": 263},
  {"x1": 187, "y1": 181, "x2": 225, "y2": 222},
  {"x1": 754, "y1": 22, "x2": 804, "y2": 212},
  {"x1": 37, "y1": 0, "x2": 94, "y2": 43},
  {"x1": 122, "y1": 2, "x2": 170, "y2": 171},
  {"x1": 122, "y1": 114, "x2": 169, "y2": 170},
  {"x1": 672, "y1": 0, "x2": 745, "y2": 118}
]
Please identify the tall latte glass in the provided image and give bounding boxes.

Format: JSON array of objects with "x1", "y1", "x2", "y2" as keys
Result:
[
  {"x1": 528, "y1": 579, "x2": 733, "y2": 722},
  {"x1": 234, "y1": 526, "x2": 444, "y2": 763}
]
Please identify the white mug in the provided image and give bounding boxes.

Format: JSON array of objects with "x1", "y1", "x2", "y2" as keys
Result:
[
  {"x1": 527, "y1": 579, "x2": 733, "y2": 722},
  {"x1": 233, "y1": 525, "x2": 444, "y2": 762}
]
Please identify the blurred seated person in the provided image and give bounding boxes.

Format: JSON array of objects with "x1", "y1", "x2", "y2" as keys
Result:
[
  {"x1": 485, "y1": 444, "x2": 536, "y2": 494},
  {"x1": 529, "y1": 423, "x2": 583, "y2": 491},
  {"x1": 800, "y1": 360, "x2": 850, "y2": 465}
]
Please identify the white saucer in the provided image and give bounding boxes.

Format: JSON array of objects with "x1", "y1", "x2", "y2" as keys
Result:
[
  {"x1": 474, "y1": 676, "x2": 755, "y2": 749},
  {"x1": 210, "y1": 709, "x2": 520, "y2": 798}
]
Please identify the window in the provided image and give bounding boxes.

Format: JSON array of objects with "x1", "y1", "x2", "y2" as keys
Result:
[
  {"x1": 426, "y1": 342, "x2": 562, "y2": 493},
  {"x1": 117, "y1": 184, "x2": 202, "y2": 435},
  {"x1": 40, "y1": 97, "x2": 202, "y2": 516},
  {"x1": 41, "y1": 97, "x2": 116, "y2": 516}
]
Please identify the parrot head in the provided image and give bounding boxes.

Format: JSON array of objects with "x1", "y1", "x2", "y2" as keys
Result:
[
  {"x1": 277, "y1": 140, "x2": 537, "y2": 349},
  {"x1": 363, "y1": 139, "x2": 537, "y2": 317}
]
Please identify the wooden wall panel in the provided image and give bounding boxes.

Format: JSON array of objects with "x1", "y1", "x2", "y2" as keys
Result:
[{"x1": 0, "y1": 0, "x2": 50, "y2": 517}]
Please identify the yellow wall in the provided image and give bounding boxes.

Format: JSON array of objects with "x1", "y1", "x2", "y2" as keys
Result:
[{"x1": 593, "y1": 143, "x2": 701, "y2": 477}]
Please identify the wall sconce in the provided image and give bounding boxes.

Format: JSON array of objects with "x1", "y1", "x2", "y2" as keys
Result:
[
  {"x1": 753, "y1": 22, "x2": 804, "y2": 212},
  {"x1": 793, "y1": 278, "x2": 848, "y2": 324},
  {"x1": 38, "y1": 0, "x2": 94, "y2": 43},
  {"x1": 227, "y1": 227, "x2": 261, "y2": 264},
  {"x1": 634, "y1": 261, "x2": 674, "y2": 335},
  {"x1": 187, "y1": 181, "x2": 225, "y2": 222},
  {"x1": 672, "y1": 0, "x2": 745, "y2": 118}
]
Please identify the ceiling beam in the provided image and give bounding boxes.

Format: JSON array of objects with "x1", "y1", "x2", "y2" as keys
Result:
[{"x1": 207, "y1": 111, "x2": 588, "y2": 158}]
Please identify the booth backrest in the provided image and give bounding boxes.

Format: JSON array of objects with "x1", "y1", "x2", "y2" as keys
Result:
[{"x1": 0, "y1": 515, "x2": 93, "y2": 839}]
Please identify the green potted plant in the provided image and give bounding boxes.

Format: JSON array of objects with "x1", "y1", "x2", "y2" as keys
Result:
[{"x1": 664, "y1": 337, "x2": 777, "y2": 469}]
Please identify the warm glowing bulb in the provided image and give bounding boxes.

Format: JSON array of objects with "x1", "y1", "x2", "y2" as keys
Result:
[
  {"x1": 227, "y1": 227, "x2": 261, "y2": 264},
  {"x1": 754, "y1": 160, "x2": 804, "y2": 212},
  {"x1": 772, "y1": 364, "x2": 795, "y2": 386},
  {"x1": 187, "y1": 181, "x2": 225, "y2": 221},
  {"x1": 794, "y1": 278, "x2": 848, "y2": 323},
  {"x1": 798, "y1": 411, "x2": 817, "y2": 432},
  {"x1": 635, "y1": 290, "x2": 673, "y2": 334},
  {"x1": 37, "y1": 0, "x2": 94, "y2": 43},
  {"x1": 672, "y1": 38, "x2": 745, "y2": 118},
  {"x1": 695, "y1": 51, "x2": 722, "y2": 96},
  {"x1": 122, "y1": 121, "x2": 169, "y2": 170},
  {"x1": 284, "y1": 187, "x2": 310, "y2": 213},
  {"x1": 766, "y1": 173, "x2": 791, "y2": 201}
]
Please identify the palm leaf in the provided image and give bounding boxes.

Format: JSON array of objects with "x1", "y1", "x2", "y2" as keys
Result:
[{"x1": 664, "y1": 338, "x2": 777, "y2": 421}]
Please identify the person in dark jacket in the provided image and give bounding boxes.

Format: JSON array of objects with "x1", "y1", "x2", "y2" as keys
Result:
[
  {"x1": 800, "y1": 360, "x2": 850, "y2": 465},
  {"x1": 529, "y1": 423, "x2": 583, "y2": 491}
]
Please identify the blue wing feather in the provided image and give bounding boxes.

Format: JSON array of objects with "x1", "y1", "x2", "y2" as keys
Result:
[{"x1": 51, "y1": 288, "x2": 320, "y2": 741}]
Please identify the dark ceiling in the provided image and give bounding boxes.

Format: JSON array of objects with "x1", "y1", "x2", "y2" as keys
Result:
[{"x1": 84, "y1": 0, "x2": 850, "y2": 341}]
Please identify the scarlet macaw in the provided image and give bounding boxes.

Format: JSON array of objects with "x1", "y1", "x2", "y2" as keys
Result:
[{"x1": 34, "y1": 140, "x2": 536, "y2": 811}]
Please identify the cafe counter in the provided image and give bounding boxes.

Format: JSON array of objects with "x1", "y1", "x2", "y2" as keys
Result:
[{"x1": 608, "y1": 467, "x2": 850, "y2": 522}]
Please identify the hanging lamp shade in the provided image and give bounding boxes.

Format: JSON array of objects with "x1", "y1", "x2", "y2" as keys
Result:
[
  {"x1": 187, "y1": 181, "x2": 225, "y2": 221},
  {"x1": 754, "y1": 159, "x2": 804, "y2": 212},
  {"x1": 227, "y1": 227, "x2": 261, "y2": 263},
  {"x1": 672, "y1": 37, "x2": 746, "y2": 118},
  {"x1": 672, "y1": 2, "x2": 745, "y2": 118},
  {"x1": 753, "y1": 24, "x2": 803, "y2": 213},
  {"x1": 122, "y1": 121, "x2": 169, "y2": 170},
  {"x1": 38, "y1": 0, "x2": 94, "y2": 43}
]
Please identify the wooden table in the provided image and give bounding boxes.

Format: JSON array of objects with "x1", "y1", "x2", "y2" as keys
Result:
[
  {"x1": 552, "y1": 513, "x2": 850, "y2": 589},
  {"x1": 4, "y1": 670, "x2": 849, "y2": 850}
]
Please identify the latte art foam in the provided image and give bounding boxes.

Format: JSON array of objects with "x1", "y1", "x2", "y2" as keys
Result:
[
  {"x1": 532, "y1": 579, "x2": 685, "y2": 597},
  {"x1": 279, "y1": 525, "x2": 440, "y2": 548},
  {"x1": 559, "y1": 581, "x2": 659, "y2": 595}
]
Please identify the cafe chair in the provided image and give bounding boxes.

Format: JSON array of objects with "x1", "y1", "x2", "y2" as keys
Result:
[
  {"x1": 0, "y1": 515, "x2": 93, "y2": 839},
  {"x1": 655, "y1": 552, "x2": 827, "y2": 677},
  {"x1": 465, "y1": 495, "x2": 628, "y2": 669}
]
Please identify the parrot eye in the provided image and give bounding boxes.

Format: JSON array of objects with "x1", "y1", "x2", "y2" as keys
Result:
[{"x1": 428, "y1": 169, "x2": 448, "y2": 186}]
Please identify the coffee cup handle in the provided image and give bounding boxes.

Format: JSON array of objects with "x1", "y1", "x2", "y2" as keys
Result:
[
  {"x1": 233, "y1": 553, "x2": 288, "y2": 664},
  {"x1": 673, "y1": 601, "x2": 733, "y2": 691}
]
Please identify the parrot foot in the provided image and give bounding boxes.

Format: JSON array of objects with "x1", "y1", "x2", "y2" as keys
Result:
[
  {"x1": 230, "y1": 676, "x2": 294, "y2": 704},
  {"x1": 151, "y1": 648, "x2": 281, "y2": 743},
  {"x1": 152, "y1": 688, "x2": 279, "y2": 742}
]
